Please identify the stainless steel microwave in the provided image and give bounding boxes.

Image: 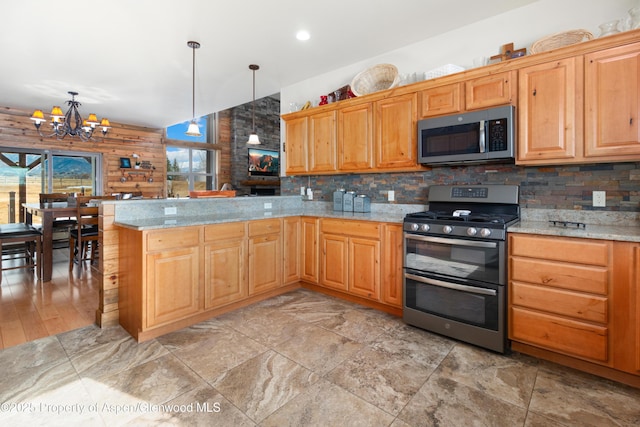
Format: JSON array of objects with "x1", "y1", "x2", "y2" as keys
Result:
[{"x1": 417, "y1": 105, "x2": 515, "y2": 165}]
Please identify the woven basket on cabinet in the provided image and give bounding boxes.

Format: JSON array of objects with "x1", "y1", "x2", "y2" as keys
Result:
[
  {"x1": 350, "y1": 64, "x2": 400, "y2": 96},
  {"x1": 530, "y1": 29, "x2": 594, "y2": 54}
]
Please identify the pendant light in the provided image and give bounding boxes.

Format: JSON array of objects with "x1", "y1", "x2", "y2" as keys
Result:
[
  {"x1": 186, "y1": 40, "x2": 202, "y2": 137},
  {"x1": 247, "y1": 64, "x2": 260, "y2": 144}
]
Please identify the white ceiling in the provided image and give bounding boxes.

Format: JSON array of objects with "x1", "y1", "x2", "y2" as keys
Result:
[{"x1": 1, "y1": 0, "x2": 537, "y2": 129}]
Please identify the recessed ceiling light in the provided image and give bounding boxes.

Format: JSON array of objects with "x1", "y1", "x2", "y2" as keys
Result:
[{"x1": 296, "y1": 30, "x2": 310, "y2": 41}]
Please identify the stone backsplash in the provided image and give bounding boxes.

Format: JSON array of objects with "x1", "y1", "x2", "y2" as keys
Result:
[{"x1": 281, "y1": 162, "x2": 640, "y2": 212}]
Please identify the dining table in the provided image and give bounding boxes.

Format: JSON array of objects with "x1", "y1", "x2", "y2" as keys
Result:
[{"x1": 23, "y1": 202, "x2": 77, "y2": 282}]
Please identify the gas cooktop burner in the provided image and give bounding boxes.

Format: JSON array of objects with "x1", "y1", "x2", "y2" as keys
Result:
[{"x1": 406, "y1": 211, "x2": 517, "y2": 224}]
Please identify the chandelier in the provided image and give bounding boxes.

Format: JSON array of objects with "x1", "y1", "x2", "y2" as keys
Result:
[{"x1": 30, "y1": 91, "x2": 110, "y2": 141}]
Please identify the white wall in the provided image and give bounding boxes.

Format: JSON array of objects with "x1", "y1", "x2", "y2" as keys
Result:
[{"x1": 279, "y1": 0, "x2": 637, "y2": 172}]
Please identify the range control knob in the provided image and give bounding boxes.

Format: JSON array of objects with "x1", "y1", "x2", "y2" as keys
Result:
[
  {"x1": 480, "y1": 228, "x2": 492, "y2": 238},
  {"x1": 443, "y1": 225, "x2": 453, "y2": 234},
  {"x1": 409, "y1": 223, "x2": 419, "y2": 231},
  {"x1": 420, "y1": 224, "x2": 430, "y2": 232},
  {"x1": 466, "y1": 227, "x2": 478, "y2": 236}
]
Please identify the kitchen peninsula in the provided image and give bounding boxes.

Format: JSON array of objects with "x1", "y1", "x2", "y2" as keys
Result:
[{"x1": 106, "y1": 196, "x2": 420, "y2": 342}]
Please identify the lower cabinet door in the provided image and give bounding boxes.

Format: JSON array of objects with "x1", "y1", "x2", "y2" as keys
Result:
[
  {"x1": 146, "y1": 247, "x2": 200, "y2": 328},
  {"x1": 320, "y1": 233, "x2": 349, "y2": 291},
  {"x1": 249, "y1": 233, "x2": 282, "y2": 295},
  {"x1": 349, "y1": 237, "x2": 380, "y2": 300},
  {"x1": 204, "y1": 239, "x2": 247, "y2": 309}
]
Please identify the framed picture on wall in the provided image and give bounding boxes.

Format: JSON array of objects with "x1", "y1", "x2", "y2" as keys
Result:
[{"x1": 120, "y1": 157, "x2": 132, "y2": 168}]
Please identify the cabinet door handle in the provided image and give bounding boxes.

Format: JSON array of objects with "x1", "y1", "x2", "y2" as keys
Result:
[{"x1": 533, "y1": 89, "x2": 537, "y2": 96}]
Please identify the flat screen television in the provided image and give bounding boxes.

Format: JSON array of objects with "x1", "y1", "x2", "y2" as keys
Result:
[{"x1": 248, "y1": 148, "x2": 279, "y2": 176}]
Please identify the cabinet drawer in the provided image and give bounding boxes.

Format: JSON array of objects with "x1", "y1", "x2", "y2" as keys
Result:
[
  {"x1": 321, "y1": 219, "x2": 380, "y2": 239},
  {"x1": 510, "y1": 257, "x2": 608, "y2": 295},
  {"x1": 147, "y1": 227, "x2": 200, "y2": 251},
  {"x1": 511, "y1": 281, "x2": 607, "y2": 323},
  {"x1": 510, "y1": 234, "x2": 609, "y2": 266},
  {"x1": 510, "y1": 307, "x2": 608, "y2": 362},
  {"x1": 204, "y1": 222, "x2": 246, "y2": 242},
  {"x1": 248, "y1": 218, "x2": 282, "y2": 237}
]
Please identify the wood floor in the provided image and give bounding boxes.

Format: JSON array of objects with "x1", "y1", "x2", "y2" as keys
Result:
[{"x1": 0, "y1": 248, "x2": 99, "y2": 350}]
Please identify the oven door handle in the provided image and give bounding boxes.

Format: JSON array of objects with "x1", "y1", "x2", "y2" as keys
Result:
[
  {"x1": 405, "y1": 233, "x2": 497, "y2": 248},
  {"x1": 405, "y1": 273, "x2": 497, "y2": 296}
]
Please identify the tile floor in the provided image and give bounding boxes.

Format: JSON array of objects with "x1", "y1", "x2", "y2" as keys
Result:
[{"x1": 1, "y1": 289, "x2": 639, "y2": 426}]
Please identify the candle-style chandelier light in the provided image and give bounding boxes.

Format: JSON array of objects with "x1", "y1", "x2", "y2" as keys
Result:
[{"x1": 31, "y1": 91, "x2": 110, "y2": 141}]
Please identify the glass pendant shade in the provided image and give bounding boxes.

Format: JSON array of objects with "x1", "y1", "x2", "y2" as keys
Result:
[
  {"x1": 186, "y1": 120, "x2": 201, "y2": 137},
  {"x1": 247, "y1": 133, "x2": 260, "y2": 144}
]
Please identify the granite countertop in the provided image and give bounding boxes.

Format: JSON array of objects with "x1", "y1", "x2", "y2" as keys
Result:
[
  {"x1": 114, "y1": 207, "x2": 408, "y2": 231},
  {"x1": 509, "y1": 221, "x2": 640, "y2": 242},
  {"x1": 510, "y1": 209, "x2": 640, "y2": 243}
]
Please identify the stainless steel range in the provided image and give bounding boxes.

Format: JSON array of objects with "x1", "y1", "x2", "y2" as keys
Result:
[{"x1": 403, "y1": 184, "x2": 520, "y2": 353}]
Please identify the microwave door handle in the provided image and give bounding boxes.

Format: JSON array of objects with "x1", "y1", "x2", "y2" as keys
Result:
[
  {"x1": 405, "y1": 273, "x2": 497, "y2": 296},
  {"x1": 405, "y1": 233, "x2": 497, "y2": 249},
  {"x1": 478, "y1": 119, "x2": 486, "y2": 153}
]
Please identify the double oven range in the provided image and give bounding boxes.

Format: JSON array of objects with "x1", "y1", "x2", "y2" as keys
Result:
[{"x1": 403, "y1": 185, "x2": 520, "y2": 353}]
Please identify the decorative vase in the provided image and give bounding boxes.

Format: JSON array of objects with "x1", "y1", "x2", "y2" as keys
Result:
[
  {"x1": 598, "y1": 20, "x2": 620, "y2": 37},
  {"x1": 629, "y1": 7, "x2": 640, "y2": 30}
]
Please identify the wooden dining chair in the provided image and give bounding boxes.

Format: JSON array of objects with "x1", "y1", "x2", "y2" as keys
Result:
[
  {"x1": 0, "y1": 223, "x2": 41, "y2": 284},
  {"x1": 68, "y1": 195, "x2": 115, "y2": 270},
  {"x1": 39, "y1": 192, "x2": 75, "y2": 248}
]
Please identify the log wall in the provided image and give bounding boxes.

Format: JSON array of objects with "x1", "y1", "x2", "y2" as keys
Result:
[{"x1": 0, "y1": 106, "x2": 166, "y2": 198}]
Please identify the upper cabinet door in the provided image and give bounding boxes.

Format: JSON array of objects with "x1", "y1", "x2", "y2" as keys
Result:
[
  {"x1": 517, "y1": 57, "x2": 582, "y2": 164},
  {"x1": 284, "y1": 116, "x2": 308, "y2": 174},
  {"x1": 419, "y1": 83, "x2": 463, "y2": 118},
  {"x1": 337, "y1": 103, "x2": 374, "y2": 171},
  {"x1": 309, "y1": 110, "x2": 337, "y2": 172},
  {"x1": 465, "y1": 71, "x2": 516, "y2": 110},
  {"x1": 585, "y1": 42, "x2": 640, "y2": 159},
  {"x1": 375, "y1": 93, "x2": 418, "y2": 169}
]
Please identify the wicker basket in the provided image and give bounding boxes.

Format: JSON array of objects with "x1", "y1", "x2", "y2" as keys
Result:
[
  {"x1": 531, "y1": 29, "x2": 594, "y2": 54},
  {"x1": 350, "y1": 64, "x2": 400, "y2": 96}
]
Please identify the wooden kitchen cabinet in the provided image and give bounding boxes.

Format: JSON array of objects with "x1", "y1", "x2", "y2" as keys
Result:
[
  {"x1": 283, "y1": 216, "x2": 301, "y2": 285},
  {"x1": 320, "y1": 219, "x2": 381, "y2": 301},
  {"x1": 301, "y1": 216, "x2": 319, "y2": 284},
  {"x1": 611, "y1": 242, "x2": 640, "y2": 376},
  {"x1": 203, "y1": 222, "x2": 247, "y2": 309},
  {"x1": 518, "y1": 41, "x2": 640, "y2": 165},
  {"x1": 517, "y1": 57, "x2": 582, "y2": 163},
  {"x1": 419, "y1": 71, "x2": 515, "y2": 118},
  {"x1": 465, "y1": 71, "x2": 516, "y2": 111},
  {"x1": 145, "y1": 228, "x2": 202, "y2": 328},
  {"x1": 284, "y1": 115, "x2": 308, "y2": 174},
  {"x1": 509, "y1": 234, "x2": 611, "y2": 363},
  {"x1": 284, "y1": 110, "x2": 336, "y2": 174},
  {"x1": 337, "y1": 102, "x2": 374, "y2": 171},
  {"x1": 308, "y1": 110, "x2": 337, "y2": 172},
  {"x1": 248, "y1": 218, "x2": 282, "y2": 295},
  {"x1": 381, "y1": 223, "x2": 403, "y2": 308},
  {"x1": 419, "y1": 83, "x2": 463, "y2": 118},
  {"x1": 374, "y1": 92, "x2": 419, "y2": 170},
  {"x1": 584, "y1": 42, "x2": 640, "y2": 159},
  {"x1": 320, "y1": 233, "x2": 348, "y2": 291}
]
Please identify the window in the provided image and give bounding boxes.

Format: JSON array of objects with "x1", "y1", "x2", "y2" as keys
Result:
[
  {"x1": 0, "y1": 147, "x2": 102, "y2": 223},
  {"x1": 165, "y1": 114, "x2": 218, "y2": 197}
]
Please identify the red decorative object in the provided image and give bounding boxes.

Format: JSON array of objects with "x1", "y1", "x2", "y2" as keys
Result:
[{"x1": 319, "y1": 95, "x2": 328, "y2": 105}]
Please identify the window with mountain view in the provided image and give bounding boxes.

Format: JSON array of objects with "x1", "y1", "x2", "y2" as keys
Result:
[
  {"x1": 165, "y1": 114, "x2": 217, "y2": 197},
  {"x1": 0, "y1": 149, "x2": 102, "y2": 223}
]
